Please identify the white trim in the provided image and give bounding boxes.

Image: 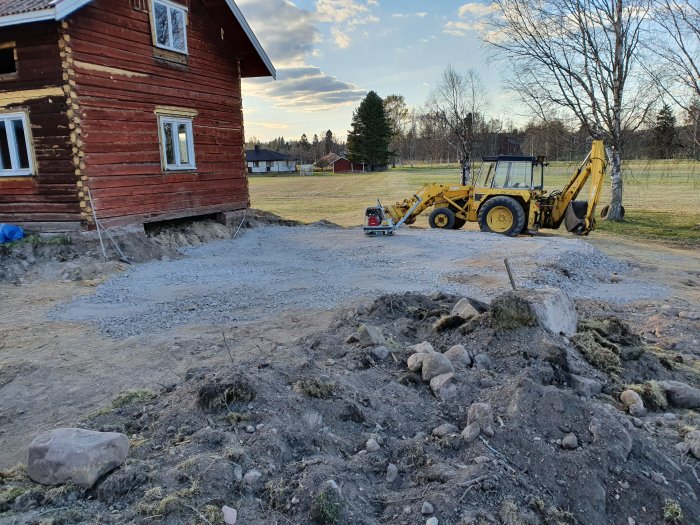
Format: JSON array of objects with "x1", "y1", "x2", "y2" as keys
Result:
[
  {"x1": 152, "y1": 0, "x2": 189, "y2": 55},
  {"x1": 224, "y1": 0, "x2": 276, "y2": 78},
  {"x1": 0, "y1": 1, "x2": 93, "y2": 28},
  {"x1": 0, "y1": 112, "x2": 35, "y2": 177}
]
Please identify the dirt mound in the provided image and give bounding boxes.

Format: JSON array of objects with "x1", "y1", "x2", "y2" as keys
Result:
[{"x1": 2, "y1": 293, "x2": 699, "y2": 524}]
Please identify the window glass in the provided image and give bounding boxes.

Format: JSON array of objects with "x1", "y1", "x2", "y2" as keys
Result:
[
  {"x1": 12, "y1": 119, "x2": 29, "y2": 169},
  {"x1": 0, "y1": 123, "x2": 10, "y2": 170},
  {"x1": 177, "y1": 123, "x2": 189, "y2": 164},
  {"x1": 492, "y1": 161, "x2": 532, "y2": 188},
  {"x1": 154, "y1": 3, "x2": 170, "y2": 46},
  {"x1": 0, "y1": 47, "x2": 16, "y2": 75},
  {"x1": 163, "y1": 122, "x2": 175, "y2": 165},
  {"x1": 170, "y1": 9, "x2": 186, "y2": 51}
]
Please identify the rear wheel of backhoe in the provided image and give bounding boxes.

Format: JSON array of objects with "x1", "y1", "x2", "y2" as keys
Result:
[
  {"x1": 477, "y1": 196, "x2": 525, "y2": 236},
  {"x1": 429, "y1": 207, "x2": 456, "y2": 229}
]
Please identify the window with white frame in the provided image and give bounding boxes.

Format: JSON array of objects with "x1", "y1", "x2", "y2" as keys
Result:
[
  {"x1": 0, "y1": 113, "x2": 33, "y2": 177},
  {"x1": 159, "y1": 116, "x2": 195, "y2": 170},
  {"x1": 152, "y1": 0, "x2": 188, "y2": 54}
]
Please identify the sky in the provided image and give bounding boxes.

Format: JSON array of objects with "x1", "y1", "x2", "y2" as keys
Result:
[{"x1": 237, "y1": 0, "x2": 514, "y2": 143}]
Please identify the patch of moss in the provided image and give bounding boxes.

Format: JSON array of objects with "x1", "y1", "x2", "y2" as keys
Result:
[
  {"x1": 221, "y1": 411, "x2": 251, "y2": 424},
  {"x1": 112, "y1": 389, "x2": 156, "y2": 408},
  {"x1": 312, "y1": 488, "x2": 342, "y2": 524},
  {"x1": 135, "y1": 486, "x2": 196, "y2": 517},
  {"x1": 292, "y1": 378, "x2": 336, "y2": 399},
  {"x1": 490, "y1": 293, "x2": 538, "y2": 331},
  {"x1": 197, "y1": 381, "x2": 256, "y2": 413},
  {"x1": 663, "y1": 498, "x2": 682, "y2": 524},
  {"x1": 5, "y1": 234, "x2": 72, "y2": 248},
  {"x1": 626, "y1": 380, "x2": 668, "y2": 410},
  {"x1": 0, "y1": 486, "x2": 27, "y2": 511},
  {"x1": 571, "y1": 331, "x2": 621, "y2": 374}
]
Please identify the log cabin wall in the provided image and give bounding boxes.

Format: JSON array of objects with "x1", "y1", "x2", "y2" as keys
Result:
[
  {"x1": 67, "y1": 0, "x2": 249, "y2": 227},
  {"x1": 0, "y1": 22, "x2": 81, "y2": 231}
]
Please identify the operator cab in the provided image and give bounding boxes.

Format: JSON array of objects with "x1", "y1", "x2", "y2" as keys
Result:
[{"x1": 479, "y1": 155, "x2": 547, "y2": 190}]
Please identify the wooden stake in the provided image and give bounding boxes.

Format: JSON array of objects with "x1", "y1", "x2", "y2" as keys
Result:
[{"x1": 504, "y1": 258, "x2": 517, "y2": 291}]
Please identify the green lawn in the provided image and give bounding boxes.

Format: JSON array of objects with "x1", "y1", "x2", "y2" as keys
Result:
[{"x1": 249, "y1": 160, "x2": 700, "y2": 246}]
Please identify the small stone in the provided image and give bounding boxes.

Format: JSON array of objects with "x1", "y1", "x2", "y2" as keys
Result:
[
  {"x1": 678, "y1": 311, "x2": 700, "y2": 320},
  {"x1": 430, "y1": 372, "x2": 457, "y2": 401},
  {"x1": 675, "y1": 442, "x2": 691, "y2": 455},
  {"x1": 408, "y1": 341, "x2": 434, "y2": 354},
  {"x1": 467, "y1": 403, "x2": 494, "y2": 429},
  {"x1": 403, "y1": 506, "x2": 412, "y2": 515},
  {"x1": 631, "y1": 418, "x2": 644, "y2": 428},
  {"x1": 662, "y1": 412, "x2": 677, "y2": 421},
  {"x1": 386, "y1": 464, "x2": 398, "y2": 483},
  {"x1": 27, "y1": 428, "x2": 130, "y2": 489},
  {"x1": 443, "y1": 344, "x2": 472, "y2": 367},
  {"x1": 245, "y1": 425, "x2": 255, "y2": 433},
  {"x1": 407, "y1": 352, "x2": 426, "y2": 372},
  {"x1": 357, "y1": 325, "x2": 386, "y2": 347},
  {"x1": 561, "y1": 433, "x2": 579, "y2": 450},
  {"x1": 570, "y1": 375, "x2": 603, "y2": 397},
  {"x1": 482, "y1": 425, "x2": 495, "y2": 438},
  {"x1": 651, "y1": 472, "x2": 666, "y2": 485},
  {"x1": 627, "y1": 518, "x2": 636, "y2": 525},
  {"x1": 222, "y1": 505, "x2": 238, "y2": 525},
  {"x1": 366, "y1": 438, "x2": 380, "y2": 452},
  {"x1": 426, "y1": 518, "x2": 439, "y2": 525},
  {"x1": 371, "y1": 346, "x2": 389, "y2": 360},
  {"x1": 421, "y1": 353, "x2": 454, "y2": 382},
  {"x1": 432, "y1": 423, "x2": 459, "y2": 438},
  {"x1": 620, "y1": 390, "x2": 646, "y2": 416},
  {"x1": 462, "y1": 423, "x2": 481, "y2": 443},
  {"x1": 233, "y1": 464, "x2": 243, "y2": 481},
  {"x1": 345, "y1": 333, "x2": 359, "y2": 344},
  {"x1": 291, "y1": 496, "x2": 300, "y2": 505},
  {"x1": 452, "y1": 298, "x2": 479, "y2": 319},
  {"x1": 473, "y1": 455, "x2": 490, "y2": 464},
  {"x1": 243, "y1": 469, "x2": 262, "y2": 485},
  {"x1": 421, "y1": 501, "x2": 434, "y2": 515}
]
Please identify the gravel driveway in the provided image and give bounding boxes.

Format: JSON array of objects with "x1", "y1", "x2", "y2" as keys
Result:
[{"x1": 53, "y1": 225, "x2": 667, "y2": 337}]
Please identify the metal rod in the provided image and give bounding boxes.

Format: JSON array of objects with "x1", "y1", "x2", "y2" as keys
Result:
[
  {"x1": 394, "y1": 196, "x2": 423, "y2": 230},
  {"x1": 504, "y1": 258, "x2": 517, "y2": 291},
  {"x1": 87, "y1": 188, "x2": 107, "y2": 261}
]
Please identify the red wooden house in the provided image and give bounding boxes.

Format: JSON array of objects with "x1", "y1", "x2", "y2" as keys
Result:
[
  {"x1": 315, "y1": 153, "x2": 364, "y2": 173},
  {"x1": 0, "y1": 0, "x2": 274, "y2": 232}
]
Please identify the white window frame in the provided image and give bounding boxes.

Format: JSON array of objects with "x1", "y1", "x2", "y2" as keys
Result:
[
  {"x1": 151, "y1": 0, "x2": 189, "y2": 55},
  {"x1": 159, "y1": 115, "x2": 196, "y2": 171},
  {"x1": 0, "y1": 112, "x2": 34, "y2": 177}
]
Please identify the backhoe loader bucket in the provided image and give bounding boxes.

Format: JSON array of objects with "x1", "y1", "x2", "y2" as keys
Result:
[{"x1": 564, "y1": 200, "x2": 589, "y2": 234}]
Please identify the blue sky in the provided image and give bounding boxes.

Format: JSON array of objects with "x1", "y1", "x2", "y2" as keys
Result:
[{"x1": 237, "y1": 1, "x2": 515, "y2": 142}]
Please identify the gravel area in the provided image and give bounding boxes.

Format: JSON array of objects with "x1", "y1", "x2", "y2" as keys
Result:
[{"x1": 52, "y1": 225, "x2": 667, "y2": 337}]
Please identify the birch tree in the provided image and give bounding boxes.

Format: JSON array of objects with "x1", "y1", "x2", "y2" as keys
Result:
[{"x1": 485, "y1": 0, "x2": 654, "y2": 221}]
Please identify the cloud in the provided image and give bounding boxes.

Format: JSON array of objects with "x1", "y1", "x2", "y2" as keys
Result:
[
  {"x1": 392, "y1": 12, "x2": 428, "y2": 18},
  {"x1": 444, "y1": 2, "x2": 496, "y2": 36},
  {"x1": 237, "y1": 0, "x2": 318, "y2": 67},
  {"x1": 243, "y1": 67, "x2": 367, "y2": 112},
  {"x1": 331, "y1": 27, "x2": 352, "y2": 48},
  {"x1": 245, "y1": 121, "x2": 290, "y2": 131},
  {"x1": 315, "y1": 0, "x2": 380, "y2": 48}
]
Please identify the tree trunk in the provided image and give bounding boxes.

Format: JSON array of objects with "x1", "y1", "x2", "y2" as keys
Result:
[{"x1": 607, "y1": 149, "x2": 624, "y2": 221}]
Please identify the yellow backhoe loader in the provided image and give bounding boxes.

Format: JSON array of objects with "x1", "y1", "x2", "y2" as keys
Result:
[{"x1": 364, "y1": 140, "x2": 607, "y2": 237}]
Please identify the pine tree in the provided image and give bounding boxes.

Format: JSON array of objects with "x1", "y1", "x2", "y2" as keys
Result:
[
  {"x1": 653, "y1": 104, "x2": 678, "y2": 159},
  {"x1": 324, "y1": 130, "x2": 333, "y2": 154},
  {"x1": 347, "y1": 91, "x2": 391, "y2": 170}
]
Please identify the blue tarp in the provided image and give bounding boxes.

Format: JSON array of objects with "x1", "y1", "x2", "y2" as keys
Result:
[{"x1": 0, "y1": 224, "x2": 25, "y2": 244}]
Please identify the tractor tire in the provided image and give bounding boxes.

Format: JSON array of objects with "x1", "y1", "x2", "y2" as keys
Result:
[
  {"x1": 429, "y1": 207, "x2": 456, "y2": 229},
  {"x1": 600, "y1": 204, "x2": 625, "y2": 220},
  {"x1": 453, "y1": 217, "x2": 467, "y2": 229},
  {"x1": 477, "y1": 196, "x2": 525, "y2": 237},
  {"x1": 403, "y1": 216, "x2": 416, "y2": 225}
]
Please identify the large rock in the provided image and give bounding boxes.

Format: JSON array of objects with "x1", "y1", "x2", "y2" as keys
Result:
[
  {"x1": 357, "y1": 325, "x2": 386, "y2": 347},
  {"x1": 443, "y1": 344, "x2": 472, "y2": 367},
  {"x1": 620, "y1": 389, "x2": 646, "y2": 417},
  {"x1": 408, "y1": 341, "x2": 434, "y2": 354},
  {"x1": 27, "y1": 428, "x2": 129, "y2": 488},
  {"x1": 490, "y1": 287, "x2": 577, "y2": 336},
  {"x1": 421, "y1": 353, "x2": 454, "y2": 382},
  {"x1": 451, "y1": 299, "x2": 479, "y2": 319},
  {"x1": 570, "y1": 374, "x2": 603, "y2": 398},
  {"x1": 430, "y1": 373, "x2": 457, "y2": 401},
  {"x1": 407, "y1": 353, "x2": 427, "y2": 372},
  {"x1": 658, "y1": 381, "x2": 700, "y2": 409},
  {"x1": 684, "y1": 430, "x2": 700, "y2": 459}
]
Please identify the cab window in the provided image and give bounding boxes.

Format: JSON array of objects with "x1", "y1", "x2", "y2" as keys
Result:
[{"x1": 491, "y1": 161, "x2": 532, "y2": 189}]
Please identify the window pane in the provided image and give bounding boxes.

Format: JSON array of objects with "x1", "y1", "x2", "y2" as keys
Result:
[
  {"x1": 177, "y1": 123, "x2": 189, "y2": 165},
  {"x1": 170, "y1": 9, "x2": 186, "y2": 50},
  {"x1": 507, "y1": 162, "x2": 531, "y2": 188},
  {"x1": 0, "y1": 123, "x2": 10, "y2": 170},
  {"x1": 154, "y1": 3, "x2": 170, "y2": 46},
  {"x1": 163, "y1": 123, "x2": 175, "y2": 165},
  {"x1": 0, "y1": 47, "x2": 16, "y2": 75},
  {"x1": 12, "y1": 119, "x2": 29, "y2": 169}
]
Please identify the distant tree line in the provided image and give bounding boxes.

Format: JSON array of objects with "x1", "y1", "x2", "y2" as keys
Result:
[{"x1": 246, "y1": 130, "x2": 346, "y2": 165}]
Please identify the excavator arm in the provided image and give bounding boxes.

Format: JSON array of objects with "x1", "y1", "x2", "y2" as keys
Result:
[{"x1": 550, "y1": 140, "x2": 607, "y2": 235}]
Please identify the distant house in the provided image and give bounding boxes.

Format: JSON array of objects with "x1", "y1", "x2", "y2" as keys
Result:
[
  {"x1": 246, "y1": 146, "x2": 295, "y2": 173},
  {"x1": 315, "y1": 153, "x2": 365, "y2": 173},
  {"x1": 0, "y1": 0, "x2": 274, "y2": 232}
]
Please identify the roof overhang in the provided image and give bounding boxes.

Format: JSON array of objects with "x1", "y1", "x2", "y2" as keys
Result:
[{"x1": 0, "y1": 0, "x2": 275, "y2": 79}]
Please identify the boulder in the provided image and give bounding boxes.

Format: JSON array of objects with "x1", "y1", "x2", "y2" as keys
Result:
[
  {"x1": 452, "y1": 299, "x2": 479, "y2": 319},
  {"x1": 432, "y1": 423, "x2": 460, "y2": 438},
  {"x1": 408, "y1": 341, "x2": 434, "y2": 354},
  {"x1": 430, "y1": 373, "x2": 457, "y2": 401},
  {"x1": 684, "y1": 430, "x2": 700, "y2": 460},
  {"x1": 407, "y1": 353, "x2": 427, "y2": 372},
  {"x1": 561, "y1": 433, "x2": 579, "y2": 450},
  {"x1": 570, "y1": 375, "x2": 603, "y2": 398},
  {"x1": 357, "y1": 325, "x2": 386, "y2": 347},
  {"x1": 658, "y1": 380, "x2": 700, "y2": 409},
  {"x1": 421, "y1": 353, "x2": 454, "y2": 382},
  {"x1": 443, "y1": 344, "x2": 472, "y2": 367},
  {"x1": 490, "y1": 287, "x2": 577, "y2": 336},
  {"x1": 461, "y1": 423, "x2": 481, "y2": 443},
  {"x1": 620, "y1": 390, "x2": 646, "y2": 416},
  {"x1": 27, "y1": 428, "x2": 129, "y2": 489}
]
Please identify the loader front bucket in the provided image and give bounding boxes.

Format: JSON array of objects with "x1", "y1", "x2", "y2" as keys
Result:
[{"x1": 564, "y1": 200, "x2": 589, "y2": 235}]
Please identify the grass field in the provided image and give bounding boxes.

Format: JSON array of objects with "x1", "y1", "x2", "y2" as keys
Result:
[{"x1": 249, "y1": 159, "x2": 700, "y2": 246}]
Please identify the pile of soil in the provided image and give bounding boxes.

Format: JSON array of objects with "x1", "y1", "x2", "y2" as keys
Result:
[{"x1": 1, "y1": 292, "x2": 699, "y2": 525}]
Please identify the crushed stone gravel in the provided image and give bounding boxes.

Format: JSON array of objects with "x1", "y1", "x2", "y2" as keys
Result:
[{"x1": 52, "y1": 225, "x2": 667, "y2": 337}]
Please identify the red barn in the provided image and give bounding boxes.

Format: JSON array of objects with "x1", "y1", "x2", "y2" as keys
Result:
[
  {"x1": 0, "y1": 0, "x2": 274, "y2": 232},
  {"x1": 316, "y1": 153, "x2": 364, "y2": 173}
]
